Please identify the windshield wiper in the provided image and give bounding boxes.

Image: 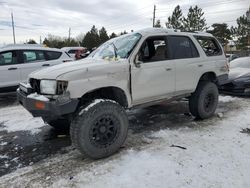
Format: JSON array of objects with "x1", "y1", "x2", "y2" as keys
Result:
[{"x1": 112, "y1": 43, "x2": 118, "y2": 58}]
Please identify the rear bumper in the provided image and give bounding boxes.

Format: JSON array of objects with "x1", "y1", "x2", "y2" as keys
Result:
[{"x1": 17, "y1": 88, "x2": 79, "y2": 118}]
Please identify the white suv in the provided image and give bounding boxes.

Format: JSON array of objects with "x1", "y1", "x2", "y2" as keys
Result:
[
  {"x1": 18, "y1": 28, "x2": 228, "y2": 159},
  {"x1": 0, "y1": 44, "x2": 72, "y2": 94}
]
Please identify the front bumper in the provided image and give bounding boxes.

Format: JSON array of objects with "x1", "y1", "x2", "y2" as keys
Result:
[{"x1": 17, "y1": 85, "x2": 79, "y2": 118}]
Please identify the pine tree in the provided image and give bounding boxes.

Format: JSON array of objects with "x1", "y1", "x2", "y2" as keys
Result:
[
  {"x1": 233, "y1": 7, "x2": 250, "y2": 50},
  {"x1": 154, "y1": 19, "x2": 162, "y2": 28},
  {"x1": 99, "y1": 27, "x2": 109, "y2": 44},
  {"x1": 183, "y1": 6, "x2": 207, "y2": 31},
  {"x1": 165, "y1": 5, "x2": 183, "y2": 30},
  {"x1": 208, "y1": 23, "x2": 231, "y2": 47},
  {"x1": 120, "y1": 30, "x2": 128, "y2": 35},
  {"x1": 26, "y1": 39, "x2": 37, "y2": 44},
  {"x1": 82, "y1": 25, "x2": 101, "y2": 49},
  {"x1": 109, "y1": 32, "x2": 117, "y2": 39}
]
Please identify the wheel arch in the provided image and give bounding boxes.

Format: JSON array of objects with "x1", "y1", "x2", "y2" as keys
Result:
[
  {"x1": 199, "y1": 72, "x2": 217, "y2": 83},
  {"x1": 79, "y1": 86, "x2": 129, "y2": 108}
]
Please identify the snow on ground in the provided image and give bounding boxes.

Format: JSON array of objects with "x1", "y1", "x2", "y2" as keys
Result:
[
  {"x1": 0, "y1": 105, "x2": 45, "y2": 134},
  {"x1": 52, "y1": 101, "x2": 250, "y2": 188},
  {"x1": 0, "y1": 96, "x2": 250, "y2": 187},
  {"x1": 219, "y1": 95, "x2": 237, "y2": 103}
]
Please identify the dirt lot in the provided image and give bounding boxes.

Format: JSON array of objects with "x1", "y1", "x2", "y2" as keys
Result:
[{"x1": 0, "y1": 95, "x2": 250, "y2": 188}]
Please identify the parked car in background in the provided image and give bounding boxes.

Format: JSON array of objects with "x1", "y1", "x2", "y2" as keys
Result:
[
  {"x1": 226, "y1": 53, "x2": 239, "y2": 62},
  {"x1": 220, "y1": 57, "x2": 250, "y2": 96},
  {"x1": 61, "y1": 47, "x2": 89, "y2": 59},
  {"x1": 0, "y1": 44, "x2": 72, "y2": 94}
]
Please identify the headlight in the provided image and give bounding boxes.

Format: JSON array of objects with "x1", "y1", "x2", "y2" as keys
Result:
[{"x1": 40, "y1": 80, "x2": 57, "y2": 95}]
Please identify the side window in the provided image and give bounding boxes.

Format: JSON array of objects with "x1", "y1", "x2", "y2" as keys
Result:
[
  {"x1": 44, "y1": 51, "x2": 62, "y2": 60},
  {"x1": 194, "y1": 36, "x2": 222, "y2": 56},
  {"x1": 68, "y1": 50, "x2": 77, "y2": 54},
  {"x1": 23, "y1": 51, "x2": 36, "y2": 62},
  {"x1": 22, "y1": 50, "x2": 46, "y2": 63},
  {"x1": 0, "y1": 51, "x2": 18, "y2": 65},
  {"x1": 139, "y1": 37, "x2": 168, "y2": 63},
  {"x1": 168, "y1": 36, "x2": 199, "y2": 59}
]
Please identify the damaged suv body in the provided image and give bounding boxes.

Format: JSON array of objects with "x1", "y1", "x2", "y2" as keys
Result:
[{"x1": 17, "y1": 28, "x2": 228, "y2": 159}]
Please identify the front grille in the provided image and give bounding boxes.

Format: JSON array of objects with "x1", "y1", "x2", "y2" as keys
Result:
[{"x1": 29, "y1": 78, "x2": 41, "y2": 93}]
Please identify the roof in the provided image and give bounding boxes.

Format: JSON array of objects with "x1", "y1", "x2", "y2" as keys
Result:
[
  {"x1": 61, "y1": 47, "x2": 86, "y2": 51},
  {"x1": 0, "y1": 44, "x2": 64, "y2": 52},
  {"x1": 136, "y1": 28, "x2": 213, "y2": 37}
]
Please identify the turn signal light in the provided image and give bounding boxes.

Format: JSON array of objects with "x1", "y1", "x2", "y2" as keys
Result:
[{"x1": 35, "y1": 101, "x2": 45, "y2": 109}]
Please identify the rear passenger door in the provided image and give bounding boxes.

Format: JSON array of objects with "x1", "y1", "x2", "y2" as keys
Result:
[
  {"x1": 0, "y1": 50, "x2": 21, "y2": 90},
  {"x1": 167, "y1": 35, "x2": 201, "y2": 95}
]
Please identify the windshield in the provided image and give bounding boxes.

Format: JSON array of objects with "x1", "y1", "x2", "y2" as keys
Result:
[
  {"x1": 90, "y1": 33, "x2": 141, "y2": 60},
  {"x1": 230, "y1": 57, "x2": 250, "y2": 68}
]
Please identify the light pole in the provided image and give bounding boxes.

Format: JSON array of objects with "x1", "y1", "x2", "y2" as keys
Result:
[{"x1": 11, "y1": 12, "x2": 16, "y2": 44}]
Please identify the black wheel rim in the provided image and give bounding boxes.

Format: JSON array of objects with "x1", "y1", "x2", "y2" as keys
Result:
[
  {"x1": 203, "y1": 93, "x2": 215, "y2": 112},
  {"x1": 90, "y1": 114, "x2": 119, "y2": 148}
]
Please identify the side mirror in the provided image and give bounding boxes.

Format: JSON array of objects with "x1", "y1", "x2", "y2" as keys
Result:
[{"x1": 134, "y1": 54, "x2": 142, "y2": 68}]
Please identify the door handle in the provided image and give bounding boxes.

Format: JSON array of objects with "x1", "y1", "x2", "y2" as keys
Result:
[
  {"x1": 165, "y1": 68, "x2": 172, "y2": 71},
  {"x1": 42, "y1": 64, "x2": 50, "y2": 67},
  {"x1": 198, "y1": 64, "x2": 203, "y2": 67},
  {"x1": 8, "y1": 67, "x2": 17, "y2": 70}
]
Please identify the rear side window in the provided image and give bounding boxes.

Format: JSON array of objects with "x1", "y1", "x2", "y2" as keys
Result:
[
  {"x1": 194, "y1": 36, "x2": 222, "y2": 56},
  {"x1": 0, "y1": 51, "x2": 18, "y2": 65},
  {"x1": 168, "y1": 36, "x2": 199, "y2": 59},
  {"x1": 22, "y1": 50, "x2": 46, "y2": 63},
  {"x1": 44, "y1": 51, "x2": 62, "y2": 60}
]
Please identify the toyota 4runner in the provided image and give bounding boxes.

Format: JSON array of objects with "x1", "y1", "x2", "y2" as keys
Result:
[{"x1": 17, "y1": 28, "x2": 228, "y2": 159}]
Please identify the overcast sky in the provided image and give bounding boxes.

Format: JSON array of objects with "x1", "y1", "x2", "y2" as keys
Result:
[{"x1": 0, "y1": 0, "x2": 249, "y2": 45}]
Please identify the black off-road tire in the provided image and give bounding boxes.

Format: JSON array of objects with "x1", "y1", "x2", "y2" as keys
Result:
[
  {"x1": 189, "y1": 81, "x2": 218, "y2": 119},
  {"x1": 42, "y1": 118, "x2": 70, "y2": 131},
  {"x1": 70, "y1": 99, "x2": 128, "y2": 159}
]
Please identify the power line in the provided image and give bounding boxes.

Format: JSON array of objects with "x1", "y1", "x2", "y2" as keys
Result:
[
  {"x1": 156, "y1": 0, "x2": 247, "y2": 11},
  {"x1": 155, "y1": 8, "x2": 247, "y2": 19}
]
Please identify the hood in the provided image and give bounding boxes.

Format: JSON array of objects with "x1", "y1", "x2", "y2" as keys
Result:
[
  {"x1": 228, "y1": 67, "x2": 250, "y2": 81},
  {"x1": 29, "y1": 58, "x2": 122, "y2": 80}
]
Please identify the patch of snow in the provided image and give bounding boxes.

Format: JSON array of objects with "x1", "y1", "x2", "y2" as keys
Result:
[
  {"x1": 219, "y1": 95, "x2": 237, "y2": 103},
  {"x1": 0, "y1": 155, "x2": 9, "y2": 159},
  {"x1": 0, "y1": 105, "x2": 45, "y2": 134},
  {"x1": 79, "y1": 99, "x2": 117, "y2": 115},
  {"x1": 0, "y1": 142, "x2": 8, "y2": 146},
  {"x1": 27, "y1": 93, "x2": 49, "y2": 102}
]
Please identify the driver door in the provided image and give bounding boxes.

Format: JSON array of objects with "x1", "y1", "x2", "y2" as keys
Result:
[{"x1": 131, "y1": 36, "x2": 175, "y2": 105}]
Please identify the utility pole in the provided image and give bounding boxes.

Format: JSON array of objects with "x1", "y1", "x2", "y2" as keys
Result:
[
  {"x1": 68, "y1": 27, "x2": 71, "y2": 41},
  {"x1": 11, "y1": 12, "x2": 16, "y2": 44},
  {"x1": 153, "y1": 5, "x2": 156, "y2": 27},
  {"x1": 40, "y1": 36, "x2": 42, "y2": 44}
]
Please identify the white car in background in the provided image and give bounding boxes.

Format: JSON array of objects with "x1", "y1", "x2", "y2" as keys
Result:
[
  {"x1": 226, "y1": 53, "x2": 239, "y2": 62},
  {"x1": 61, "y1": 46, "x2": 87, "y2": 58},
  {"x1": 0, "y1": 44, "x2": 72, "y2": 94}
]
